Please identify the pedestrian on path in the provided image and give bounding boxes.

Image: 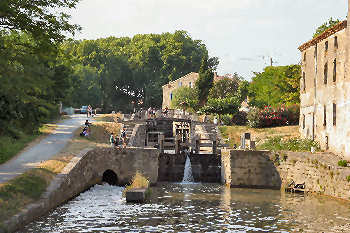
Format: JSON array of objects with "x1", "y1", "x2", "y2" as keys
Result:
[{"x1": 110, "y1": 133, "x2": 115, "y2": 147}]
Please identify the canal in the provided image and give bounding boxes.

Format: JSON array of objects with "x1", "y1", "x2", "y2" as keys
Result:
[{"x1": 19, "y1": 183, "x2": 350, "y2": 232}]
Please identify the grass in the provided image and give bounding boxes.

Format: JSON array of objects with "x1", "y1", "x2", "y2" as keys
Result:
[
  {"x1": 219, "y1": 125, "x2": 299, "y2": 148},
  {"x1": 123, "y1": 172, "x2": 150, "y2": 197},
  {"x1": 0, "y1": 122, "x2": 59, "y2": 165},
  {"x1": 258, "y1": 136, "x2": 321, "y2": 152},
  {"x1": 0, "y1": 116, "x2": 120, "y2": 225}
]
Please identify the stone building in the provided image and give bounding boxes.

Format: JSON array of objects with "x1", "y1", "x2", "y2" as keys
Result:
[
  {"x1": 298, "y1": 2, "x2": 350, "y2": 158},
  {"x1": 162, "y1": 72, "x2": 225, "y2": 109}
]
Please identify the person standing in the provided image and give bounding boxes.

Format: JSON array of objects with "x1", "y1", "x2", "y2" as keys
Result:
[
  {"x1": 121, "y1": 127, "x2": 127, "y2": 148},
  {"x1": 87, "y1": 105, "x2": 92, "y2": 117},
  {"x1": 110, "y1": 133, "x2": 115, "y2": 147}
]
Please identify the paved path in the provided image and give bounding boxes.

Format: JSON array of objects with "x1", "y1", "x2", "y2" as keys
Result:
[{"x1": 0, "y1": 114, "x2": 91, "y2": 183}]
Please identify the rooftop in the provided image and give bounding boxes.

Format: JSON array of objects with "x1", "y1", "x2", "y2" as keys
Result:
[{"x1": 298, "y1": 20, "x2": 347, "y2": 52}]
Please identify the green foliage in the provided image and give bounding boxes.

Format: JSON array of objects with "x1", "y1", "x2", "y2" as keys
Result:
[
  {"x1": 60, "y1": 31, "x2": 210, "y2": 111},
  {"x1": 0, "y1": 134, "x2": 37, "y2": 164},
  {"x1": 208, "y1": 76, "x2": 239, "y2": 99},
  {"x1": 200, "y1": 96, "x2": 241, "y2": 116},
  {"x1": 171, "y1": 87, "x2": 199, "y2": 111},
  {"x1": 196, "y1": 56, "x2": 215, "y2": 106},
  {"x1": 338, "y1": 160, "x2": 348, "y2": 167},
  {"x1": 231, "y1": 111, "x2": 248, "y2": 126},
  {"x1": 346, "y1": 176, "x2": 350, "y2": 182},
  {"x1": 248, "y1": 65, "x2": 301, "y2": 108},
  {"x1": 313, "y1": 18, "x2": 341, "y2": 38},
  {"x1": 258, "y1": 136, "x2": 320, "y2": 152},
  {"x1": 247, "y1": 105, "x2": 299, "y2": 128},
  {"x1": 0, "y1": 0, "x2": 81, "y2": 43}
]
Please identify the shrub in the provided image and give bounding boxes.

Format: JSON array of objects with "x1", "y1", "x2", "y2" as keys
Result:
[
  {"x1": 221, "y1": 114, "x2": 232, "y2": 126},
  {"x1": 247, "y1": 105, "x2": 299, "y2": 128},
  {"x1": 338, "y1": 160, "x2": 348, "y2": 167},
  {"x1": 247, "y1": 108, "x2": 261, "y2": 128},
  {"x1": 346, "y1": 176, "x2": 350, "y2": 182},
  {"x1": 258, "y1": 136, "x2": 320, "y2": 152},
  {"x1": 232, "y1": 111, "x2": 247, "y2": 125}
]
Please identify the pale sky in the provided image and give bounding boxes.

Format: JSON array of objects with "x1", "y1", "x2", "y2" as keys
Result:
[{"x1": 68, "y1": 0, "x2": 348, "y2": 80}]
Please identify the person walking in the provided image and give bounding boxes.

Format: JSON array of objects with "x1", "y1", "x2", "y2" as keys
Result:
[{"x1": 121, "y1": 127, "x2": 127, "y2": 148}]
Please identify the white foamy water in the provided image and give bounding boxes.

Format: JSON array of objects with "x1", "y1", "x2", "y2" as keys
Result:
[{"x1": 182, "y1": 155, "x2": 194, "y2": 183}]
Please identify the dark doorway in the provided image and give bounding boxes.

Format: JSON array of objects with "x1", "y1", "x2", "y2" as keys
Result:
[{"x1": 102, "y1": 170, "x2": 119, "y2": 185}]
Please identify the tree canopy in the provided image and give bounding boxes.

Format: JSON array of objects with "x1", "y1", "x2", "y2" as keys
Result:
[
  {"x1": 313, "y1": 18, "x2": 340, "y2": 38},
  {"x1": 248, "y1": 65, "x2": 301, "y2": 108}
]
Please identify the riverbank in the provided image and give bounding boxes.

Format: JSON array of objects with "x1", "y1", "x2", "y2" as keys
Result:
[{"x1": 0, "y1": 114, "x2": 122, "y2": 232}]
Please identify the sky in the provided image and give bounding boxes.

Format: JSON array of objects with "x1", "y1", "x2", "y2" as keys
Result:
[{"x1": 68, "y1": 0, "x2": 348, "y2": 80}]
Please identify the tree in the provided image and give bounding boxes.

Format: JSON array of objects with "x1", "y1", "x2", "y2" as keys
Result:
[
  {"x1": 195, "y1": 56, "x2": 214, "y2": 106},
  {"x1": 0, "y1": 0, "x2": 81, "y2": 43},
  {"x1": 170, "y1": 87, "x2": 199, "y2": 112},
  {"x1": 208, "y1": 77, "x2": 239, "y2": 99},
  {"x1": 200, "y1": 96, "x2": 241, "y2": 120},
  {"x1": 248, "y1": 65, "x2": 301, "y2": 108},
  {"x1": 313, "y1": 18, "x2": 340, "y2": 38}
]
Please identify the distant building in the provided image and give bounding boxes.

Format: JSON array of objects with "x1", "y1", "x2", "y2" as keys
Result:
[
  {"x1": 162, "y1": 72, "x2": 225, "y2": 109},
  {"x1": 298, "y1": 2, "x2": 350, "y2": 158}
]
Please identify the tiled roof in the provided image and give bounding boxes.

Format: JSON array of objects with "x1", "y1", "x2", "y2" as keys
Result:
[{"x1": 298, "y1": 20, "x2": 347, "y2": 52}]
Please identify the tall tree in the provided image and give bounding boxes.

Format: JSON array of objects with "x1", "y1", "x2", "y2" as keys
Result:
[{"x1": 195, "y1": 56, "x2": 214, "y2": 106}]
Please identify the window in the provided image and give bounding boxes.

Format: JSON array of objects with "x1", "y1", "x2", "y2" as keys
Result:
[
  {"x1": 189, "y1": 82, "x2": 192, "y2": 88},
  {"x1": 302, "y1": 114, "x2": 305, "y2": 129},
  {"x1": 323, "y1": 105, "x2": 327, "y2": 126},
  {"x1": 324, "y1": 63, "x2": 328, "y2": 84},
  {"x1": 333, "y1": 59, "x2": 337, "y2": 82},
  {"x1": 333, "y1": 103, "x2": 336, "y2": 126},
  {"x1": 303, "y1": 52, "x2": 306, "y2": 62},
  {"x1": 302, "y1": 72, "x2": 306, "y2": 91},
  {"x1": 314, "y1": 45, "x2": 317, "y2": 58},
  {"x1": 325, "y1": 41, "x2": 328, "y2": 51},
  {"x1": 170, "y1": 92, "x2": 173, "y2": 100},
  {"x1": 178, "y1": 82, "x2": 182, "y2": 87},
  {"x1": 334, "y1": 36, "x2": 338, "y2": 49}
]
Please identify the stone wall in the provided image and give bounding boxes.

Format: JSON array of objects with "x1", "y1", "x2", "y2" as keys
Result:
[
  {"x1": 128, "y1": 124, "x2": 147, "y2": 147},
  {"x1": 222, "y1": 150, "x2": 350, "y2": 200},
  {"x1": 3, "y1": 147, "x2": 159, "y2": 233},
  {"x1": 158, "y1": 153, "x2": 221, "y2": 182}
]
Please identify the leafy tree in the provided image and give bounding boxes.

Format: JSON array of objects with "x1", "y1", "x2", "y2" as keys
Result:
[
  {"x1": 200, "y1": 96, "x2": 241, "y2": 120},
  {"x1": 208, "y1": 77, "x2": 239, "y2": 99},
  {"x1": 0, "y1": 0, "x2": 81, "y2": 42},
  {"x1": 171, "y1": 87, "x2": 199, "y2": 112},
  {"x1": 195, "y1": 56, "x2": 214, "y2": 106},
  {"x1": 248, "y1": 65, "x2": 301, "y2": 108},
  {"x1": 313, "y1": 18, "x2": 340, "y2": 38}
]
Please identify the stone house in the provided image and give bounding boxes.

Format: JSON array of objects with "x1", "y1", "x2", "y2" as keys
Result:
[
  {"x1": 162, "y1": 72, "x2": 225, "y2": 109},
  {"x1": 298, "y1": 2, "x2": 350, "y2": 158}
]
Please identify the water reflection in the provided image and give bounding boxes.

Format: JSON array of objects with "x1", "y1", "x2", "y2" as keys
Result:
[{"x1": 20, "y1": 183, "x2": 350, "y2": 232}]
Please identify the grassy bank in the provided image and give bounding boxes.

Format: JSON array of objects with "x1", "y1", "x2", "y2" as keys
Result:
[
  {"x1": 0, "y1": 120, "x2": 64, "y2": 165},
  {"x1": 219, "y1": 125, "x2": 300, "y2": 147},
  {"x1": 0, "y1": 115, "x2": 121, "y2": 226}
]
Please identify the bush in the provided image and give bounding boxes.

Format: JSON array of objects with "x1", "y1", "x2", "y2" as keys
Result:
[
  {"x1": 247, "y1": 108, "x2": 261, "y2": 128},
  {"x1": 247, "y1": 105, "x2": 299, "y2": 128},
  {"x1": 346, "y1": 175, "x2": 350, "y2": 182},
  {"x1": 232, "y1": 111, "x2": 247, "y2": 125},
  {"x1": 221, "y1": 114, "x2": 232, "y2": 126},
  {"x1": 258, "y1": 136, "x2": 320, "y2": 152},
  {"x1": 338, "y1": 160, "x2": 348, "y2": 167}
]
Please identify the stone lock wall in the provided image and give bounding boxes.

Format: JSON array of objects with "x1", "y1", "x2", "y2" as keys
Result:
[
  {"x1": 221, "y1": 150, "x2": 350, "y2": 200},
  {"x1": 158, "y1": 153, "x2": 221, "y2": 183},
  {"x1": 3, "y1": 147, "x2": 159, "y2": 233}
]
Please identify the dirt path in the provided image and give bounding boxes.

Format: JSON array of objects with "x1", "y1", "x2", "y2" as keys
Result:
[{"x1": 0, "y1": 114, "x2": 92, "y2": 184}]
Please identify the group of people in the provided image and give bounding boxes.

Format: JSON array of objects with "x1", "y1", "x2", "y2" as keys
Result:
[
  {"x1": 110, "y1": 127, "x2": 127, "y2": 148},
  {"x1": 87, "y1": 105, "x2": 96, "y2": 118},
  {"x1": 80, "y1": 119, "x2": 92, "y2": 137}
]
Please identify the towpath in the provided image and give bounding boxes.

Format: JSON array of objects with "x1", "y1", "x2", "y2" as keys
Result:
[{"x1": 0, "y1": 114, "x2": 91, "y2": 183}]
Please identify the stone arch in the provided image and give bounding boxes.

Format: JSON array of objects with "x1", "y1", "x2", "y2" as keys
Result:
[{"x1": 102, "y1": 169, "x2": 119, "y2": 185}]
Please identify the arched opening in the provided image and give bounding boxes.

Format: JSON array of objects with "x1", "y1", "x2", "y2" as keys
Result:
[{"x1": 102, "y1": 169, "x2": 119, "y2": 186}]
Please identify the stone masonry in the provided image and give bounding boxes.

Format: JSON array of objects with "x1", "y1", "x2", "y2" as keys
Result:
[{"x1": 298, "y1": 0, "x2": 350, "y2": 159}]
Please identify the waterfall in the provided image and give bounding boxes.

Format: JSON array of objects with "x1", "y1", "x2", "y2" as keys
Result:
[{"x1": 182, "y1": 153, "x2": 194, "y2": 183}]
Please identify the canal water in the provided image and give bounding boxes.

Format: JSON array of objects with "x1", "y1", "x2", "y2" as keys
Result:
[{"x1": 20, "y1": 183, "x2": 350, "y2": 232}]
